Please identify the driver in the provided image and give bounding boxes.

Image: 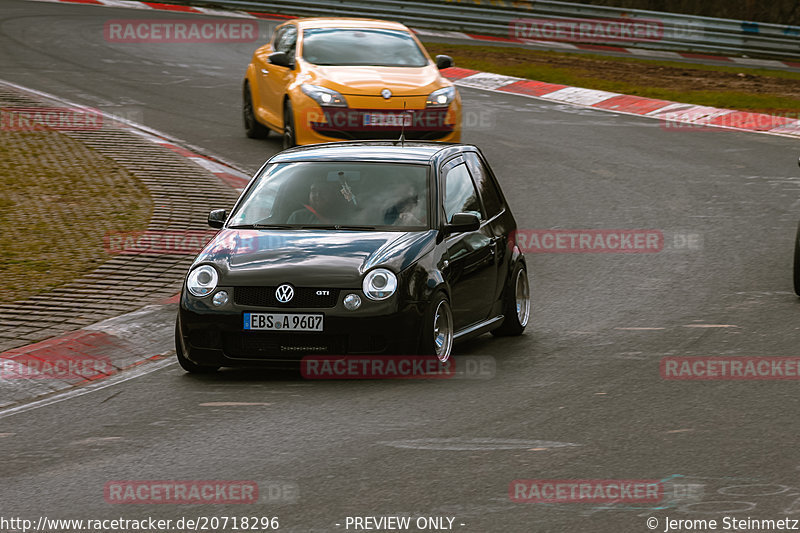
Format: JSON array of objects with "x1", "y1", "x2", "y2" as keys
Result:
[{"x1": 287, "y1": 180, "x2": 348, "y2": 224}]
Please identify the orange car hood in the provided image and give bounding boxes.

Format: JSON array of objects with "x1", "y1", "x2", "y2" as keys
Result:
[{"x1": 304, "y1": 64, "x2": 445, "y2": 96}]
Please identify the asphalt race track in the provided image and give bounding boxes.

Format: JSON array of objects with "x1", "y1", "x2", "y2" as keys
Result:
[{"x1": 2, "y1": 1, "x2": 800, "y2": 532}]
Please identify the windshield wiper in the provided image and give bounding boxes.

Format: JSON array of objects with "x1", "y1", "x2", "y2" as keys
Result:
[
  {"x1": 228, "y1": 224, "x2": 293, "y2": 229},
  {"x1": 300, "y1": 225, "x2": 376, "y2": 230}
]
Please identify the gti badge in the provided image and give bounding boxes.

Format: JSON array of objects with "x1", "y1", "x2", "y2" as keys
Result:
[
  {"x1": 381, "y1": 89, "x2": 392, "y2": 99},
  {"x1": 275, "y1": 284, "x2": 294, "y2": 303}
]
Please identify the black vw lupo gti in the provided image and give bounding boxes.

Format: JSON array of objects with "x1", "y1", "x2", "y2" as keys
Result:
[{"x1": 176, "y1": 141, "x2": 530, "y2": 372}]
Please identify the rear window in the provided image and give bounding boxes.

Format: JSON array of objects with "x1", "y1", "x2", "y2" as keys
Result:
[{"x1": 302, "y1": 28, "x2": 428, "y2": 67}]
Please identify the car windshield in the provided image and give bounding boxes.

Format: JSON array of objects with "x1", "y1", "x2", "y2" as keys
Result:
[
  {"x1": 228, "y1": 162, "x2": 430, "y2": 230},
  {"x1": 301, "y1": 28, "x2": 428, "y2": 67}
]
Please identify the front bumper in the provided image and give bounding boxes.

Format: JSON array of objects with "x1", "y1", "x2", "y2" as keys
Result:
[
  {"x1": 292, "y1": 96, "x2": 462, "y2": 145},
  {"x1": 178, "y1": 288, "x2": 426, "y2": 367}
]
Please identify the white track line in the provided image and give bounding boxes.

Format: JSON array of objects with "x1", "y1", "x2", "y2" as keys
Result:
[
  {"x1": 0, "y1": 358, "x2": 176, "y2": 420},
  {"x1": 453, "y1": 76, "x2": 800, "y2": 141},
  {"x1": 0, "y1": 79, "x2": 251, "y2": 179}
]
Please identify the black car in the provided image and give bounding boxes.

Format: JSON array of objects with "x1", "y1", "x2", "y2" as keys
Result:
[{"x1": 176, "y1": 141, "x2": 530, "y2": 373}]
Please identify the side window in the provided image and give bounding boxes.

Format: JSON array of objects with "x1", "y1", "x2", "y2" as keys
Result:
[
  {"x1": 465, "y1": 152, "x2": 503, "y2": 218},
  {"x1": 274, "y1": 25, "x2": 297, "y2": 56},
  {"x1": 271, "y1": 27, "x2": 285, "y2": 50},
  {"x1": 443, "y1": 162, "x2": 484, "y2": 223}
]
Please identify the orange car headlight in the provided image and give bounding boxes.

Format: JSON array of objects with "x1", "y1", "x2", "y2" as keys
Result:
[
  {"x1": 425, "y1": 86, "x2": 456, "y2": 108},
  {"x1": 301, "y1": 84, "x2": 348, "y2": 107}
]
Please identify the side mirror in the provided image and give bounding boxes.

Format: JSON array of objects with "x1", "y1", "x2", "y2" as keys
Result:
[
  {"x1": 443, "y1": 212, "x2": 480, "y2": 235},
  {"x1": 208, "y1": 209, "x2": 228, "y2": 229},
  {"x1": 435, "y1": 55, "x2": 453, "y2": 70},
  {"x1": 268, "y1": 51, "x2": 294, "y2": 69}
]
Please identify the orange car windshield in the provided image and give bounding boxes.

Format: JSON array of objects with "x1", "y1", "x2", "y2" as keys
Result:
[{"x1": 302, "y1": 28, "x2": 428, "y2": 67}]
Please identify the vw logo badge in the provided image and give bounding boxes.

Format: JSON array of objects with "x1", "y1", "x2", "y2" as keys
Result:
[
  {"x1": 275, "y1": 284, "x2": 294, "y2": 303},
  {"x1": 381, "y1": 89, "x2": 392, "y2": 99}
]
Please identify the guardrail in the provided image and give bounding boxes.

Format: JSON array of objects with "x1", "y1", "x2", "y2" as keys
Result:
[{"x1": 186, "y1": 0, "x2": 800, "y2": 60}]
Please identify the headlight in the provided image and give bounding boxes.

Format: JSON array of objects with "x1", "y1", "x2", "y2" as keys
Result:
[
  {"x1": 187, "y1": 265, "x2": 218, "y2": 297},
  {"x1": 362, "y1": 268, "x2": 397, "y2": 301},
  {"x1": 301, "y1": 84, "x2": 347, "y2": 107},
  {"x1": 425, "y1": 86, "x2": 456, "y2": 108}
]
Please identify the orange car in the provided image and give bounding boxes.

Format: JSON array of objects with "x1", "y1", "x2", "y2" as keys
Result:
[{"x1": 243, "y1": 18, "x2": 462, "y2": 148}]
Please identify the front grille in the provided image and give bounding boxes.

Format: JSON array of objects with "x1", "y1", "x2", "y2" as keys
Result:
[
  {"x1": 234, "y1": 286, "x2": 339, "y2": 308},
  {"x1": 223, "y1": 332, "x2": 347, "y2": 358}
]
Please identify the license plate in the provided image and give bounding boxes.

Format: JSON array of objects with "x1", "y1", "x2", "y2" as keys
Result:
[
  {"x1": 363, "y1": 113, "x2": 411, "y2": 127},
  {"x1": 243, "y1": 313, "x2": 323, "y2": 331}
]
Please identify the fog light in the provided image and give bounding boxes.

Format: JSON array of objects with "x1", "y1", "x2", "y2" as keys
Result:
[
  {"x1": 343, "y1": 293, "x2": 361, "y2": 310},
  {"x1": 212, "y1": 291, "x2": 229, "y2": 307}
]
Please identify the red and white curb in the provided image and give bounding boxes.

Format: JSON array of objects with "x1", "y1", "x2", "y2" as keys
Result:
[
  {"x1": 443, "y1": 67, "x2": 800, "y2": 138},
  {"x1": 29, "y1": 0, "x2": 800, "y2": 71},
  {"x1": 135, "y1": 132, "x2": 251, "y2": 190},
  {"x1": 0, "y1": 80, "x2": 250, "y2": 412},
  {"x1": 0, "y1": 301, "x2": 178, "y2": 415},
  {"x1": 0, "y1": 80, "x2": 252, "y2": 190}
]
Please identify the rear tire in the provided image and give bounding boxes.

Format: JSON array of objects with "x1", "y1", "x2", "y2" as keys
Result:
[
  {"x1": 492, "y1": 262, "x2": 530, "y2": 337},
  {"x1": 175, "y1": 318, "x2": 219, "y2": 374},
  {"x1": 243, "y1": 82, "x2": 270, "y2": 139},
  {"x1": 283, "y1": 100, "x2": 296, "y2": 149},
  {"x1": 419, "y1": 292, "x2": 454, "y2": 362}
]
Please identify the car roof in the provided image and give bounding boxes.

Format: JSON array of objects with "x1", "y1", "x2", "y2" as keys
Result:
[
  {"x1": 268, "y1": 141, "x2": 473, "y2": 164},
  {"x1": 291, "y1": 18, "x2": 412, "y2": 32}
]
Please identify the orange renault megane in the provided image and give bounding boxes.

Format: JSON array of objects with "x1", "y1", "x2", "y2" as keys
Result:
[{"x1": 243, "y1": 18, "x2": 462, "y2": 148}]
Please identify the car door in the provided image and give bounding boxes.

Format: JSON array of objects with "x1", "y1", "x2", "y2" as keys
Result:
[
  {"x1": 255, "y1": 24, "x2": 297, "y2": 129},
  {"x1": 440, "y1": 156, "x2": 498, "y2": 330},
  {"x1": 464, "y1": 150, "x2": 511, "y2": 304}
]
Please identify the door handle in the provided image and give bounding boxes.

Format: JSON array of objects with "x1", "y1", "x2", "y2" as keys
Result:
[{"x1": 260, "y1": 69, "x2": 269, "y2": 75}]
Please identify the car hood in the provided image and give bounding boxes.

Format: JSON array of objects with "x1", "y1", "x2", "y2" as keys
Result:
[
  {"x1": 195, "y1": 229, "x2": 437, "y2": 287},
  {"x1": 304, "y1": 64, "x2": 443, "y2": 96}
]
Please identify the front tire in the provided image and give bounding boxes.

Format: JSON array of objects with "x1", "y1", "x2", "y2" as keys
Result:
[
  {"x1": 243, "y1": 82, "x2": 270, "y2": 139},
  {"x1": 175, "y1": 318, "x2": 219, "y2": 374},
  {"x1": 492, "y1": 262, "x2": 530, "y2": 337},
  {"x1": 419, "y1": 292, "x2": 454, "y2": 362},
  {"x1": 282, "y1": 100, "x2": 296, "y2": 149}
]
